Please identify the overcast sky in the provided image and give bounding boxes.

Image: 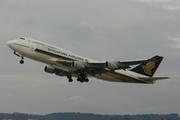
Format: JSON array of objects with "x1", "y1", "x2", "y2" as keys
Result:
[{"x1": 0, "y1": 0, "x2": 180, "y2": 115}]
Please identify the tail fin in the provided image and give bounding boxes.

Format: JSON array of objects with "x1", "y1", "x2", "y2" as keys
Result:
[{"x1": 130, "y1": 55, "x2": 163, "y2": 77}]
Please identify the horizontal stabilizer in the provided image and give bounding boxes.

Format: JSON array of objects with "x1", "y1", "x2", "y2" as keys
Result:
[{"x1": 138, "y1": 77, "x2": 170, "y2": 81}]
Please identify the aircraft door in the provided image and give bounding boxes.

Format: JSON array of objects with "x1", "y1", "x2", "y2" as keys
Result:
[
  {"x1": 28, "y1": 39, "x2": 35, "y2": 51},
  {"x1": 30, "y1": 44, "x2": 35, "y2": 51}
]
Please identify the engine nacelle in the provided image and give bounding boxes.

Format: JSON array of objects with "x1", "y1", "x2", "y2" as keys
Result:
[
  {"x1": 105, "y1": 61, "x2": 118, "y2": 70},
  {"x1": 55, "y1": 71, "x2": 66, "y2": 76},
  {"x1": 71, "y1": 61, "x2": 85, "y2": 70},
  {"x1": 44, "y1": 66, "x2": 56, "y2": 74}
]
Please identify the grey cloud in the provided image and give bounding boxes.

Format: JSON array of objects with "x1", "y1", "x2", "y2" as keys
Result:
[{"x1": 136, "y1": 0, "x2": 180, "y2": 10}]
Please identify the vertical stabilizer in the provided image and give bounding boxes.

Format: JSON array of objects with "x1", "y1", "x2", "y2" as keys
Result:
[{"x1": 130, "y1": 55, "x2": 163, "y2": 77}]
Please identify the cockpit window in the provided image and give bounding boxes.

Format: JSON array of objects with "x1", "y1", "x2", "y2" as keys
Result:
[{"x1": 20, "y1": 37, "x2": 25, "y2": 40}]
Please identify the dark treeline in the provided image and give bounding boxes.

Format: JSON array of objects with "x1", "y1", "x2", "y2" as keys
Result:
[{"x1": 0, "y1": 112, "x2": 179, "y2": 120}]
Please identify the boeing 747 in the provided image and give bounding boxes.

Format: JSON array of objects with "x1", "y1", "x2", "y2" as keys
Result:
[{"x1": 7, "y1": 37, "x2": 169, "y2": 83}]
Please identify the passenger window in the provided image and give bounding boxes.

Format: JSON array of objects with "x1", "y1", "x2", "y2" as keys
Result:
[{"x1": 20, "y1": 37, "x2": 25, "y2": 40}]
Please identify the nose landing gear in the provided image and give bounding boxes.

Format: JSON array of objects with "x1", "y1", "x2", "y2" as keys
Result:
[{"x1": 20, "y1": 56, "x2": 24, "y2": 64}]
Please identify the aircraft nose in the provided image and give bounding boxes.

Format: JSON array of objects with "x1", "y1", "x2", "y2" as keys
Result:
[{"x1": 7, "y1": 41, "x2": 13, "y2": 48}]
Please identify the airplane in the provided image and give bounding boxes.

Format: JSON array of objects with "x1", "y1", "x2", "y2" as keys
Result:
[{"x1": 7, "y1": 37, "x2": 169, "y2": 83}]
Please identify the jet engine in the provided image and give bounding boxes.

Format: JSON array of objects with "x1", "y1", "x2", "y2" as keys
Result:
[
  {"x1": 105, "y1": 61, "x2": 118, "y2": 71},
  {"x1": 44, "y1": 66, "x2": 56, "y2": 74},
  {"x1": 44, "y1": 66, "x2": 67, "y2": 76},
  {"x1": 55, "y1": 71, "x2": 66, "y2": 76},
  {"x1": 71, "y1": 61, "x2": 85, "y2": 70}
]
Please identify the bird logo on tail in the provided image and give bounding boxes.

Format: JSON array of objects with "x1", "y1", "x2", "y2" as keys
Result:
[{"x1": 142, "y1": 61, "x2": 155, "y2": 76}]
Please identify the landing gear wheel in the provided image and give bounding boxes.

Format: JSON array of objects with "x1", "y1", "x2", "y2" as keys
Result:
[
  {"x1": 20, "y1": 60, "x2": 24, "y2": 64},
  {"x1": 68, "y1": 79, "x2": 73, "y2": 82},
  {"x1": 67, "y1": 75, "x2": 73, "y2": 82},
  {"x1": 77, "y1": 78, "x2": 80, "y2": 81},
  {"x1": 80, "y1": 79, "x2": 84, "y2": 83},
  {"x1": 20, "y1": 56, "x2": 24, "y2": 64},
  {"x1": 77, "y1": 72, "x2": 89, "y2": 83},
  {"x1": 85, "y1": 79, "x2": 89, "y2": 82}
]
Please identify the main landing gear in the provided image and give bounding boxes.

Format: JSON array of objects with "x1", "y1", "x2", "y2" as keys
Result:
[
  {"x1": 66, "y1": 73, "x2": 89, "y2": 83},
  {"x1": 20, "y1": 56, "x2": 24, "y2": 64},
  {"x1": 77, "y1": 73, "x2": 89, "y2": 83},
  {"x1": 67, "y1": 75, "x2": 73, "y2": 82}
]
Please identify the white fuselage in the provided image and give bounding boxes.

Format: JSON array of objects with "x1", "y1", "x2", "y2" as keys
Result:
[{"x1": 7, "y1": 37, "x2": 149, "y2": 83}]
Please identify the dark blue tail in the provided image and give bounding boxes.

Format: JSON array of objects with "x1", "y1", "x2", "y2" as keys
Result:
[{"x1": 130, "y1": 55, "x2": 163, "y2": 77}]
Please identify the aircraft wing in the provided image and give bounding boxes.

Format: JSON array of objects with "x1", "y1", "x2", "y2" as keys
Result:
[
  {"x1": 87, "y1": 58, "x2": 152, "y2": 70},
  {"x1": 54, "y1": 58, "x2": 152, "y2": 73},
  {"x1": 56, "y1": 59, "x2": 151, "y2": 68}
]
